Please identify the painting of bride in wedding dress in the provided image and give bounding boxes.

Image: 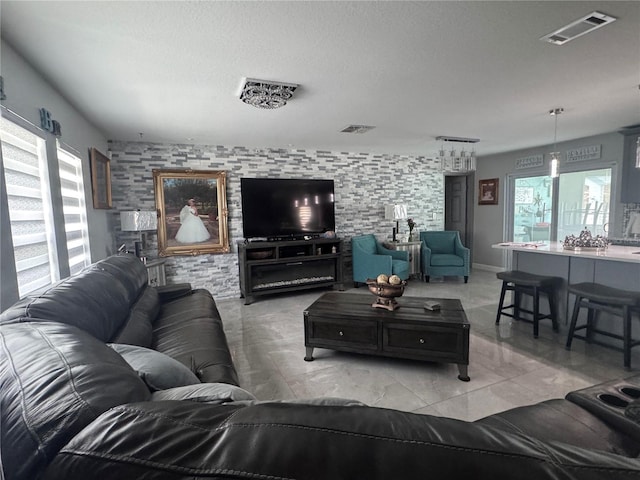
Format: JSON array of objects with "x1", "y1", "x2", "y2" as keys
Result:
[
  {"x1": 175, "y1": 198, "x2": 210, "y2": 243},
  {"x1": 153, "y1": 169, "x2": 229, "y2": 256}
]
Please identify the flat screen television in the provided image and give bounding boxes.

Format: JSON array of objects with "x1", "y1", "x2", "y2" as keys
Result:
[{"x1": 241, "y1": 178, "x2": 335, "y2": 240}]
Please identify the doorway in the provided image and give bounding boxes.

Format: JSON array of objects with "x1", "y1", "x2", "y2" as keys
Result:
[{"x1": 444, "y1": 174, "x2": 474, "y2": 258}]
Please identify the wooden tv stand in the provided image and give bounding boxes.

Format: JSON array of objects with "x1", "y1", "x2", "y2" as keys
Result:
[{"x1": 238, "y1": 238, "x2": 344, "y2": 305}]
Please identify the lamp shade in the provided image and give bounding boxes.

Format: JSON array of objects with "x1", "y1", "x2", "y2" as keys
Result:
[
  {"x1": 120, "y1": 210, "x2": 157, "y2": 232},
  {"x1": 385, "y1": 204, "x2": 407, "y2": 221}
]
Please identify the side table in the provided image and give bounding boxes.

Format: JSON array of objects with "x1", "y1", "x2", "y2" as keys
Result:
[
  {"x1": 385, "y1": 241, "x2": 422, "y2": 278},
  {"x1": 145, "y1": 258, "x2": 167, "y2": 287}
]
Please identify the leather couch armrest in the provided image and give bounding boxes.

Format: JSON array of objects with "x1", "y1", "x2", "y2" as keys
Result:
[{"x1": 155, "y1": 283, "x2": 193, "y2": 303}]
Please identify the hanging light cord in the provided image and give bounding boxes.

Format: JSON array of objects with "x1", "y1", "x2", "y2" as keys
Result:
[
  {"x1": 549, "y1": 108, "x2": 563, "y2": 178},
  {"x1": 551, "y1": 107, "x2": 563, "y2": 155},
  {"x1": 553, "y1": 113, "x2": 558, "y2": 155}
]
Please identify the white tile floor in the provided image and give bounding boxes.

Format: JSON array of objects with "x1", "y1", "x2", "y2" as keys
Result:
[{"x1": 217, "y1": 270, "x2": 638, "y2": 422}]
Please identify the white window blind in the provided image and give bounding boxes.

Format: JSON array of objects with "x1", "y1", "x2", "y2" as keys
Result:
[
  {"x1": 57, "y1": 144, "x2": 91, "y2": 275},
  {"x1": 1, "y1": 116, "x2": 59, "y2": 296}
]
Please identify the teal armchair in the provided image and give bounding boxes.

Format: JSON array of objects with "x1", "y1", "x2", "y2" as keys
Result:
[
  {"x1": 351, "y1": 234, "x2": 410, "y2": 286},
  {"x1": 420, "y1": 231, "x2": 470, "y2": 283}
]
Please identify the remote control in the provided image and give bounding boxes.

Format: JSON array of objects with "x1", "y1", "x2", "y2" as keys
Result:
[{"x1": 423, "y1": 301, "x2": 441, "y2": 311}]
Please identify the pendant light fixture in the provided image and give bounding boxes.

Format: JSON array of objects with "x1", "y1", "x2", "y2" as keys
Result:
[
  {"x1": 436, "y1": 136, "x2": 480, "y2": 173},
  {"x1": 549, "y1": 108, "x2": 564, "y2": 178}
]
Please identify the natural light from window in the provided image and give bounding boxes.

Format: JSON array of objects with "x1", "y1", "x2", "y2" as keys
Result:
[
  {"x1": 57, "y1": 144, "x2": 91, "y2": 275},
  {"x1": 1, "y1": 116, "x2": 58, "y2": 296}
]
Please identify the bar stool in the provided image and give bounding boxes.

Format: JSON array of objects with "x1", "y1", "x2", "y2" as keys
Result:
[
  {"x1": 495, "y1": 271, "x2": 560, "y2": 338},
  {"x1": 565, "y1": 283, "x2": 640, "y2": 369}
]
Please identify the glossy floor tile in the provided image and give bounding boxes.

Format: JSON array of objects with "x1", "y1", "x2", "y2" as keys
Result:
[{"x1": 217, "y1": 269, "x2": 638, "y2": 422}]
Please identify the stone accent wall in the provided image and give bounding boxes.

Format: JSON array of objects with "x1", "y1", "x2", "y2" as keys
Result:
[{"x1": 109, "y1": 141, "x2": 443, "y2": 298}]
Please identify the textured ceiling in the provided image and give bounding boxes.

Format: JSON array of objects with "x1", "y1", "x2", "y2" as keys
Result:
[{"x1": 2, "y1": 1, "x2": 639, "y2": 157}]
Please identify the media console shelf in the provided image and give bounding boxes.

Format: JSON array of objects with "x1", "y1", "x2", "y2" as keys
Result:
[{"x1": 238, "y1": 238, "x2": 344, "y2": 305}]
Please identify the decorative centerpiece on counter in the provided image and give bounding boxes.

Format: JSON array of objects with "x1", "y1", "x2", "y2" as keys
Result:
[
  {"x1": 366, "y1": 274, "x2": 407, "y2": 311},
  {"x1": 562, "y1": 227, "x2": 609, "y2": 251}
]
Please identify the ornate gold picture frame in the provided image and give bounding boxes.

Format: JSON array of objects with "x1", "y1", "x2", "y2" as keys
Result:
[{"x1": 153, "y1": 169, "x2": 229, "y2": 256}]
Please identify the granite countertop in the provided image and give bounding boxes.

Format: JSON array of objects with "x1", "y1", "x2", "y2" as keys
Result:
[{"x1": 492, "y1": 241, "x2": 640, "y2": 264}]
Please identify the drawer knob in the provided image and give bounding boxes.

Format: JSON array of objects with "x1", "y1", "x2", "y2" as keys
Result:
[
  {"x1": 339, "y1": 330, "x2": 344, "y2": 336},
  {"x1": 419, "y1": 338, "x2": 425, "y2": 344}
]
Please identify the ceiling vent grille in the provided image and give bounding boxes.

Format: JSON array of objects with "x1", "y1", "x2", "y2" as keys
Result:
[
  {"x1": 540, "y1": 11, "x2": 616, "y2": 45},
  {"x1": 340, "y1": 125, "x2": 376, "y2": 134}
]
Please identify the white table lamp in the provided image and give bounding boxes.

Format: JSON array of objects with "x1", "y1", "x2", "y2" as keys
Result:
[
  {"x1": 120, "y1": 210, "x2": 158, "y2": 257},
  {"x1": 385, "y1": 204, "x2": 407, "y2": 242}
]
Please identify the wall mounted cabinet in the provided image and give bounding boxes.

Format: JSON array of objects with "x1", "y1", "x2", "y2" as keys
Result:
[{"x1": 620, "y1": 126, "x2": 640, "y2": 204}]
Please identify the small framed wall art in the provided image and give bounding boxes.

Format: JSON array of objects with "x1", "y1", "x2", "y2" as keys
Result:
[
  {"x1": 90, "y1": 147, "x2": 112, "y2": 209},
  {"x1": 478, "y1": 178, "x2": 499, "y2": 205}
]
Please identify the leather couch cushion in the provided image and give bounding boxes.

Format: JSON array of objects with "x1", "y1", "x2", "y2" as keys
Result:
[
  {"x1": 108, "y1": 343, "x2": 201, "y2": 391},
  {"x1": 153, "y1": 289, "x2": 239, "y2": 386},
  {"x1": 151, "y1": 383, "x2": 256, "y2": 403},
  {"x1": 476, "y1": 398, "x2": 640, "y2": 457},
  {"x1": 112, "y1": 287, "x2": 160, "y2": 347},
  {"x1": 1, "y1": 322, "x2": 150, "y2": 480},
  {"x1": 0, "y1": 255, "x2": 148, "y2": 342}
]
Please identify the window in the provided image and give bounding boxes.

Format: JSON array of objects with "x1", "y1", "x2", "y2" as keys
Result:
[
  {"x1": 512, "y1": 175, "x2": 553, "y2": 242},
  {"x1": 557, "y1": 168, "x2": 611, "y2": 239},
  {"x1": 57, "y1": 145, "x2": 91, "y2": 275},
  {"x1": 1, "y1": 113, "x2": 91, "y2": 298},
  {"x1": 1, "y1": 116, "x2": 58, "y2": 296},
  {"x1": 507, "y1": 168, "x2": 612, "y2": 244}
]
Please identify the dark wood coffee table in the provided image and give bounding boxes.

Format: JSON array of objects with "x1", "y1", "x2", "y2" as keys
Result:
[{"x1": 303, "y1": 292, "x2": 470, "y2": 381}]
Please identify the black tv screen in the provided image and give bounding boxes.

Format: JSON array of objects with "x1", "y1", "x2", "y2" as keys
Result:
[{"x1": 241, "y1": 178, "x2": 335, "y2": 240}]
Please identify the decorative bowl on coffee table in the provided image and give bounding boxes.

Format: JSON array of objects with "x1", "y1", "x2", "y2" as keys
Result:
[{"x1": 366, "y1": 279, "x2": 407, "y2": 311}]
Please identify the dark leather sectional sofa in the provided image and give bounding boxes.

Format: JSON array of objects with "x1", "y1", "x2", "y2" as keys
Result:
[{"x1": 2, "y1": 254, "x2": 640, "y2": 479}]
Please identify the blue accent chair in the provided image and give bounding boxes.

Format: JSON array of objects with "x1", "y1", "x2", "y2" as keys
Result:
[
  {"x1": 351, "y1": 234, "x2": 410, "y2": 286},
  {"x1": 420, "y1": 231, "x2": 470, "y2": 283}
]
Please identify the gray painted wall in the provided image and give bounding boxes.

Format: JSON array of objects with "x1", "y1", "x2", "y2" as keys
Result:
[
  {"x1": 109, "y1": 141, "x2": 445, "y2": 298},
  {"x1": 1, "y1": 40, "x2": 112, "y2": 261},
  {"x1": 1, "y1": 41, "x2": 113, "y2": 309},
  {"x1": 472, "y1": 131, "x2": 625, "y2": 269}
]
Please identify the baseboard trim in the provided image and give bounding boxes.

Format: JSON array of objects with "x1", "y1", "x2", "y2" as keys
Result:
[{"x1": 472, "y1": 263, "x2": 503, "y2": 273}]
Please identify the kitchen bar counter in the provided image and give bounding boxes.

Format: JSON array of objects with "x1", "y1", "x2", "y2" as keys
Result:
[
  {"x1": 493, "y1": 241, "x2": 640, "y2": 264},
  {"x1": 491, "y1": 242, "x2": 640, "y2": 347}
]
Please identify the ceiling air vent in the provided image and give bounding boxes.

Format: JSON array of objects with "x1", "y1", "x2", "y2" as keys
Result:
[
  {"x1": 540, "y1": 11, "x2": 616, "y2": 45},
  {"x1": 340, "y1": 125, "x2": 375, "y2": 134}
]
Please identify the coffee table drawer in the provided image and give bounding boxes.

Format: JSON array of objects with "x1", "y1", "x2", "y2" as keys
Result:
[
  {"x1": 307, "y1": 319, "x2": 378, "y2": 350},
  {"x1": 383, "y1": 324, "x2": 468, "y2": 363}
]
